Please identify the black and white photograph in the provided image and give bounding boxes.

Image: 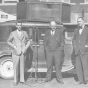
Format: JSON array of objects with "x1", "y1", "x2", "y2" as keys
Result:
[{"x1": 0, "y1": 0, "x2": 88, "y2": 88}]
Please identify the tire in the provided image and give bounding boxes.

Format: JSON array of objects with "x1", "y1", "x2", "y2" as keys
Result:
[{"x1": 0, "y1": 56, "x2": 14, "y2": 79}]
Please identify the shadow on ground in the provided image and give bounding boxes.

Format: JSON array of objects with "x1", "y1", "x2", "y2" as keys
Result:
[{"x1": 24, "y1": 68, "x2": 78, "y2": 82}]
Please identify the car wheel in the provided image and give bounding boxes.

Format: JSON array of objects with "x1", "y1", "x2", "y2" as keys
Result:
[{"x1": 0, "y1": 56, "x2": 13, "y2": 79}]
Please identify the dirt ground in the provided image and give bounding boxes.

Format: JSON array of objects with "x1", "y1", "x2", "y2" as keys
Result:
[{"x1": 0, "y1": 69, "x2": 88, "y2": 88}]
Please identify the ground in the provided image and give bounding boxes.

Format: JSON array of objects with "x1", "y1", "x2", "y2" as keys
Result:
[{"x1": 0, "y1": 69, "x2": 87, "y2": 88}]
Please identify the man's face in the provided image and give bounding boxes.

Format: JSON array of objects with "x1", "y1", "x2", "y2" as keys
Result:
[
  {"x1": 16, "y1": 23, "x2": 22, "y2": 31},
  {"x1": 50, "y1": 21, "x2": 56, "y2": 30},
  {"x1": 77, "y1": 18, "x2": 84, "y2": 27}
]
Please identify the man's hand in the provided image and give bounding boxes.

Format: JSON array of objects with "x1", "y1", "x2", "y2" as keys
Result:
[
  {"x1": 14, "y1": 46, "x2": 21, "y2": 55},
  {"x1": 22, "y1": 47, "x2": 27, "y2": 54},
  {"x1": 85, "y1": 45, "x2": 88, "y2": 47},
  {"x1": 14, "y1": 46, "x2": 17, "y2": 50}
]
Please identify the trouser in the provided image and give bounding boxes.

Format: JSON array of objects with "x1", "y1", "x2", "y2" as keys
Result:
[
  {"x1": 46, "y1": 51, "x2": 62, "y2": 80},
  {"x1": 76, "y1": 51, "x2": 88, "y2": 83},
  {"x1": 12, "y1": 53, "x2": 25, "y2": 83}
]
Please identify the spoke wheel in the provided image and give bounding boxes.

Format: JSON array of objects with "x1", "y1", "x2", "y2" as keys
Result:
[{"x1": 0, "y1": 56, "x2": 13, "y2": 79}]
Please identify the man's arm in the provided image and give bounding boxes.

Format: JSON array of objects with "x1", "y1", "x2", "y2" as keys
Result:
[
  {"x1": 60, "y1": 30, "x2": 65, "y2": 50},
  {"x1": 44, "y1": 31, "x2": 48, "y2": 46},
  {"x1": 85, "y1": 28, "x2": 88, "y2": 47},
  {"x1": 25, "y1": 31, "x2": 30, "y2": 50},
  {"x1": 72, "y1": 29, "x2": 76, "y2": 48},
  {"x1": 44, "y1": 30, "x2": 52, "y2": 51},
  {"x1": 7, "y1": 32, "x2": 16, "y2": 49}
]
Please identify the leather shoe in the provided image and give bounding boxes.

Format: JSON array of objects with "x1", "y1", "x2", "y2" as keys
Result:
[
  {"x1": 76, "y1": 81, "x2": 84, "y2": 85},
  {"x1": 85, "y1": 83, "x2": 88, "y2": 87},
  {"x1": 13, "y1": 82, "x2": 17, "y2": 86},
  {"x1": 20, "y1": 82, "x2": 25, "y2": 84},
  {"x1": 57, "y1": 79, "x2": 64, "y2": 84},
  {"x1": 44, "y1": 79, "x2": 51, "y2": 82},
  {"x1": 85, "y1": 81, "x2": 88, "y2": 87}
]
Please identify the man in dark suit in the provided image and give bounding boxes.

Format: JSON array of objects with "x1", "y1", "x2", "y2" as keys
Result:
[
  {"x1": 7, "y1": 21, "x2": 30, "y2": 86},
  {"x1": 44, "y1": 21, "x2": 64, "y2": 84},
  {"x1": 73, "y1": 17, "x2": 88, "y2": 86}
]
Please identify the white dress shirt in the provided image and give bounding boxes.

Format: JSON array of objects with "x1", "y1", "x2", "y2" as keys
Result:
[
  {"x1": 17, "y1": 30, "x2": 22, "y2": 37},
  {"x1": 51, "y1": 30, "x2": 55, "y2": 36},
  {"x1": 79, "y1": 25, "x2": 84, "y2": 35}
]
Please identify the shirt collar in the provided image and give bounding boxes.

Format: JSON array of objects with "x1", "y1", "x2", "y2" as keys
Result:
[{"x1": 17, "y1": 29, "x2": 21, "y2": 32}]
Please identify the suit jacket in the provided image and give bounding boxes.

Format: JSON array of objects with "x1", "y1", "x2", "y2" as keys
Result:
[
  {"x1": 73, "y1": 25, "x2": 88, "y2": 55},
  {"x1": 44, "y1": 27, "x2": 64, "y2": 52},
  {"x1": 7, "y1": 30, "x2": 30, "y2": 55}
]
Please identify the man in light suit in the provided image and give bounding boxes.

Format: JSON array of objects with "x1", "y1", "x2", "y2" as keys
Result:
[
  {"x1": 73, "y1": 17, "x2": 88, "y2": 86},
  {"x1": 7, "y1": 21, "x2": 30, "y2": 86},
  {"x1": 44, "y1": 21, "x2": 64, "y2": 84}
]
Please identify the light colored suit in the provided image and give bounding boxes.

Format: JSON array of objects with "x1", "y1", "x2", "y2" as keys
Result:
[{"x1": 7, "y1": 29, "x2": 30, "y2": 83}]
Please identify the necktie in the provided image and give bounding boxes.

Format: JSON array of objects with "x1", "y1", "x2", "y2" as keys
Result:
[
  {"x1": 79, "y1": 26, "x2": 83, "y2": 35},
  {"x1": 18, "y1": 31, "x2": 21, "y2": 37},
  {"x1": 51, "y1": 30, "x2": 55, "y2": 35}
]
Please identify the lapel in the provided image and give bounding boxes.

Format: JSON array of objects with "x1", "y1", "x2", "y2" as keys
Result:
[
  {"x1": 15, "y1": 30, "x2": 24, "y2": 41},
  {"x1": 79, "y1": 26, "x2": 86, "y2": 36},
  {"x1": 20, "y1": 31, "x2": 24, "y2": 40},
  {"x1": 77, "y1": 26, "x2": 87, "y2": 40},
  {"x1": 50, "y1": 29, "x2": 56, "y2": 37},
  {"x1": 49, "y1": 30, "x2": 52, "y2": 36}
]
